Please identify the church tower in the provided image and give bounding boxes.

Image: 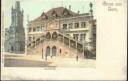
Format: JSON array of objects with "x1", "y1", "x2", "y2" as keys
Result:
[{"x1": 5, "y1": 1, "x2": 25, "y2": 53}]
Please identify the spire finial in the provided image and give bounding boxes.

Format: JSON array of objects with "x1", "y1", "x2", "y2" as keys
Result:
[
  {"x1": 89, "y1": 2, "x2": 93, "y2": 17},
  {"x1": 69, "y1": 5, "x2": 71, "y2": 10},
  {"x1": 89, "y1": 2, "x2": 93, "y2": 18}
]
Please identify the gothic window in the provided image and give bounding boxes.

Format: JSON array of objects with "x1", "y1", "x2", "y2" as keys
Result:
[
  {"x1": 68, "y1": 23, "x2": 73, "y2": 29},
  {"x1": 81, "y1": 22, "x2": 86, "y2": 28},
  {"x1": 74, "y1": 22, "x2": 79, "y2": 28},
  {"x1": 63, "y1": 24, "x2": 67, "y2": 29}
]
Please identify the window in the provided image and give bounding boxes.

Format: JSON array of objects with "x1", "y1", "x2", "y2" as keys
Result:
[
  {"x1": 33, "y1": 37, "x2": 35, "y2": 40},
  {"x1": 74, "y1": 22, "x2": 79, "y2": 28},
  {"x1": 33, "y1": 28, "x2": 36, "y2": 32},
  {"x1": 80, "y1": 34, "x2": 85, "y2": 41},
  {"x1": 81, "y1": 22, "x2": 86, "y2": 28},
  {"x1": 68, "y1": 23, "x2": 73, "y2": 29},
  {"x1": 60, "y1": 49, "x2": 61, "y2": 53},
  {"x1": 37, "y1": 26, "x2": 40, "y2": 31},
  {"x1": 73, "y1": 34, "x2": 79, "y2": 41},
  {"x1": 63, "y1": 24, "x2": 67, "y2": 29},
  {"x1": 29, "y1": 28, "x2": 31, "y2": 32},
  {"x1": 66, "y1": 34, "x2": 70, "y2": 37}
]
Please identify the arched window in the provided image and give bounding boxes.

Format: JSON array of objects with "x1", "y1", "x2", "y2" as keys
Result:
[
  {"x1": 46, "y1": 32, "x2": 51, "y2": 40},
  {"x1": 52, "y1": 32, "x2": 58, "y2": 40}
]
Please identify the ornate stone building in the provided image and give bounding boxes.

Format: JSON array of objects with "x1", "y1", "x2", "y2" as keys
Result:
[
  {"x1": 4, "y1": 1, "x2": 25, "y2": 53},
  {"x1": 27, "y1": 3, "x2": 96, "y2": 59}
]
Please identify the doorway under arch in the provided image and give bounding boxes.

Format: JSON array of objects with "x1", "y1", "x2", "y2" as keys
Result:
[
  {"x1": 46, "y1": 46, "x2": 50, "y2": 56},
  {"x1": 11, "y1": 46, "x2": 14, "y2": 52},
  {"x1": 52, "y1": 46, "x2": 57, "y2": 56}
]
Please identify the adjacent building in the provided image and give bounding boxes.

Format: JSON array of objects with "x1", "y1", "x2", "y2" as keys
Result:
[{"x1": 4, "y1": 1, "x2": 25, "y2": 53}]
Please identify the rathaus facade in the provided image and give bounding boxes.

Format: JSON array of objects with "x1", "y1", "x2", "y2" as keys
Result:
[
  {"x1": 4, "y1": 1, "x2": 25, "y2": 53},
  {"x1": 27, "y1": 3, "x2": 96, "y2": 59}
]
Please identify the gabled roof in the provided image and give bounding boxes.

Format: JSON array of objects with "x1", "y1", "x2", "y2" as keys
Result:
[
  {"x1": 30, "y1": 7, "x2": 78, "y2": 23},
  {"x1": 42, "y1": 7, "x2": 77, "y2": 17}
]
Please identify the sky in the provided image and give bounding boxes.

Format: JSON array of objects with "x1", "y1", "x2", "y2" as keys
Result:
[{"x1": 2, "y1": 0, "x2": 96, "y2": 29}]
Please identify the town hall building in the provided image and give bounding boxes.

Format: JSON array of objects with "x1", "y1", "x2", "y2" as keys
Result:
[{"x1": 27, "y1": 3, "x2": 96, "y2": 59}]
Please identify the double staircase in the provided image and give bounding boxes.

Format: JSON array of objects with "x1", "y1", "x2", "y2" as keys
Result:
[{"x1": 27, "y1": 31, "x2": 95, "y2": 59}]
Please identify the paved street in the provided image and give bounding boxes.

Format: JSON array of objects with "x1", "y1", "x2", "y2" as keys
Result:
[{"x1": 4, "y1": 52, "x2": 95, "y2": 68}]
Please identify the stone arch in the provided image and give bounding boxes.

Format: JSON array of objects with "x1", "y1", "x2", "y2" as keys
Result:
[
  {"x1": 52, "y1": 32, "x2": 58, "y2": 40},
  {"x1": 52, "y1": 46, "x2": 57, "y2": 56},
  {"x1": 46, "y1": 32, "x2": 51, "y2": 40}
]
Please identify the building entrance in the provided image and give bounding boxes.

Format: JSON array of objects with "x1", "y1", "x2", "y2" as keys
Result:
[
  {"x1": 52, "y1": 46, "x2": 56, "y2": 56},
  {"x1": 46, "y1": 46, "x2": 50, "y2": 56}
]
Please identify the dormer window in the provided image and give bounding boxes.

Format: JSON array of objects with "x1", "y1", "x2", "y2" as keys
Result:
[
  {"x1": 63, "y1": 9, "x2": 70, "y2": 16},
  {"x1": 41, "y1": 12, "x2": 48, "y2": 19},
  {"x1": 42, "y1": 15, "x2": 47, "y2": 19},
  {"x1": 52, "y1": 10, "x2": 57, "y2": 17}
]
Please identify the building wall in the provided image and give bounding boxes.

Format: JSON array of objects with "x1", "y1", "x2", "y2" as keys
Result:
[{"x1": 27, "y1": 7, "x2": 96, "y2": 57}]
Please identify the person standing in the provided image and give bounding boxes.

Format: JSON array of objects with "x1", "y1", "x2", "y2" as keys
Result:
[{"x1": 76, "y1": 55, "x2": 78, "y2": 61}]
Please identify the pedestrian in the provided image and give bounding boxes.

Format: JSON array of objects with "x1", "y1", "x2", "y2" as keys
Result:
[
  {"x1": 76, "y1": 55, "x2": 78, "y2": 61},
  {"x1": 51, "y1": 55, "x2": 52, "y2": 59}
]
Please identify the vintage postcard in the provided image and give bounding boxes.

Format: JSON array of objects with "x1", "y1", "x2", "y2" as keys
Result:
[{"x1": 1, "y1": 0, "x2": 127, "y2": 80}]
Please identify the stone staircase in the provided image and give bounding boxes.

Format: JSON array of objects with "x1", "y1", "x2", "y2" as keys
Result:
[{"x1": 27, "y1": 31, "x2": 95, "y2": 59}]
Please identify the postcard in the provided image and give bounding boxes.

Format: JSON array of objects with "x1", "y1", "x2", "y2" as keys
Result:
[{"x1": 1, "y1": 0, "x2": 127, "y2": 80}]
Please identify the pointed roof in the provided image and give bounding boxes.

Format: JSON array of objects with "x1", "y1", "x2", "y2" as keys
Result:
[
  {"x1": 42, "y1": 7, "x2": 77, "y2": 17},
  {"x1": 30, "y1": 7, "x2": 78, "y2": 23}
]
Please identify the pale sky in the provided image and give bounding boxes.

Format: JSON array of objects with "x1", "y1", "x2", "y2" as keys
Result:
[{"x1": 2, "y1": 0, "x2": 96, "y2": 29}]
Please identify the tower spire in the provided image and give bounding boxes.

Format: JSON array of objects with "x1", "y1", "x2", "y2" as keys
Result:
[{"x1": 15, "y1": 1, "x2": 20, "y2": 10}]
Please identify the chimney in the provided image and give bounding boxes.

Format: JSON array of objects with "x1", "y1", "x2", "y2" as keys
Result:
[{"x1": 69, "y1": 5, "x2": 71, "y2": 10}]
